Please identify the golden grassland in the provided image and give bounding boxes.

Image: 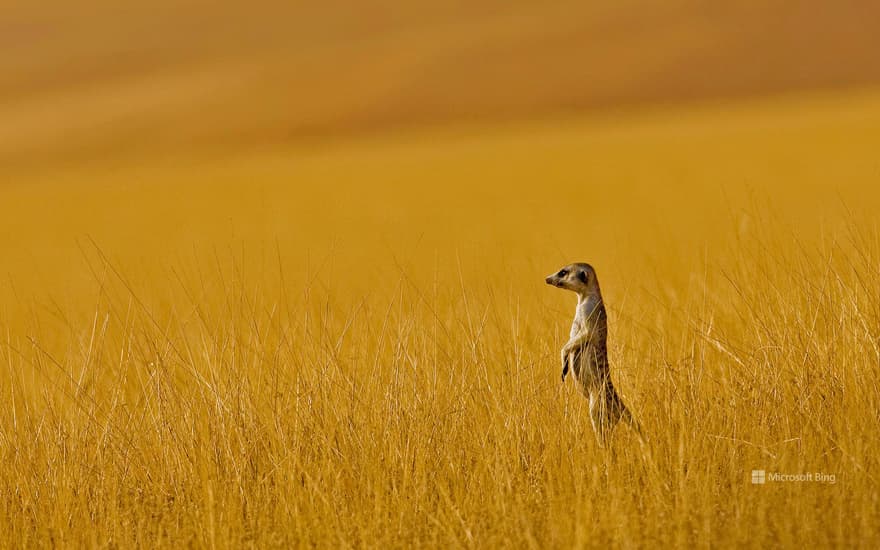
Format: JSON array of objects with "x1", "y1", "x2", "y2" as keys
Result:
[{"x1": 2, "y1": 89, "x2": 880, "y2": 546}]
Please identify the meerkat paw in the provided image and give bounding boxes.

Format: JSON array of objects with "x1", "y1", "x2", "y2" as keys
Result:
[{"x1": 560, "y1": 348, "x2": 573, "y2": 380}]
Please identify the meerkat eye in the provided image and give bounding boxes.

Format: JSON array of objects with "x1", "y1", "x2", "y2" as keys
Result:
[{"x1": 558, "y1": 269, "x2": 568, "y2": 277}]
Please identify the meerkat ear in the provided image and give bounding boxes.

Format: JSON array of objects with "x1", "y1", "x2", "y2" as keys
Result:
[{"x1": 577, "y1": 271, "x2": 588, "y2": 283}]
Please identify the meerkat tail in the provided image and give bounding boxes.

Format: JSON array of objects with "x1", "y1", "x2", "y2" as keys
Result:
[{"x1": 620, "y1": 407, "x2": 646, "y2": 441}]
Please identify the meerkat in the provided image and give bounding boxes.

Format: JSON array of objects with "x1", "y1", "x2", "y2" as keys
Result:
[{"x1": 545, "y1": 263, "x2": 641, "y2": 445}]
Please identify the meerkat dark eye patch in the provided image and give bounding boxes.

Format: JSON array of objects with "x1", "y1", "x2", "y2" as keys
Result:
[
  {"x1": 558, "y1": 269, "x2": 568, "y2": 277},
  {"x1": 577, "y1": 271, "x2": 588, "y2": 283}
]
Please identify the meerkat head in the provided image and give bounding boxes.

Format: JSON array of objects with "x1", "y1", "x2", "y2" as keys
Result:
[{"x1": 545, "y1": 263, "x2": 600, "y2": 297}]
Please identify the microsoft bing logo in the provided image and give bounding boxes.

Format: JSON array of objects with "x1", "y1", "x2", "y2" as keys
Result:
[{"x1": 749, "y1": 469, "x2": 836, "y2": 484}]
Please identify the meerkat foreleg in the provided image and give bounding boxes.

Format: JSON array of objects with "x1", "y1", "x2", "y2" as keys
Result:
[
  {"x1": 560, "y1": 332, "x2": 589, "y2": 381},
  {"x1": 561, "y1": 332, "x2": 590, "y2": 356}
]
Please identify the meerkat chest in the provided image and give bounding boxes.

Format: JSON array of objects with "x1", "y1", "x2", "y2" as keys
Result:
[
  {"x1": 570, "y1": 321, "x2": 601, "y2": 345},
  {"x1": 569, "y1": 320, "x2": 606, "y2": 366}
]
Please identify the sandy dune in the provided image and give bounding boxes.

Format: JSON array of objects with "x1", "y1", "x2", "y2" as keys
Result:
[{"x1": 2, "y1": 0, "x2": 879, "y2": 167}]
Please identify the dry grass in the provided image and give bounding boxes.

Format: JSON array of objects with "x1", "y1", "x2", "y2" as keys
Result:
[{"x1": 2, "y1": 90, "x2": 880, "y2": 547}]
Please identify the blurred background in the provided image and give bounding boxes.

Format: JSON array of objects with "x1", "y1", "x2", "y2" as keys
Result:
[
  {"x1": 3, "y1": 0, "x2": 879, "y2": 169},
  {"x1": 2, "y1": 0, "x2": 880, "y2": 304}
]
